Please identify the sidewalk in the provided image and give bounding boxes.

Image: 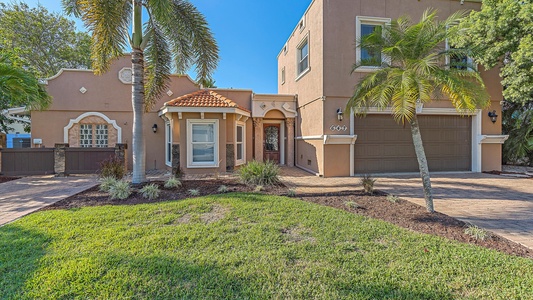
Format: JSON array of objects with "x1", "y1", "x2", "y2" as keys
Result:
[{"x1": 0, "y1": 175, "x2": 98, "y2": 226}]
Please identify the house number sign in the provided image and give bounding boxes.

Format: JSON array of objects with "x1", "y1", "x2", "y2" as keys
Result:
[{"x1": 330, "y1": 125, "x2": 348, "y2": 131}]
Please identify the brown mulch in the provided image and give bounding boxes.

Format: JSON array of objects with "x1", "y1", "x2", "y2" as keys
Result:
[
  {"x1": 0, "y1": 176, "x2": 21, "y2": 183},
  {"x1": 45, "y1": 178, "x2": 532, "y2": 259}
]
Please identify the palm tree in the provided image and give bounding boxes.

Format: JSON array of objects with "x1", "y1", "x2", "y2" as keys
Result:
[
  {"x1": 62, "y1": 0, "x2": 219, "y2": 183},
  {"x1": 0, "y1": 52, "x2": 50, "y2": 132},
  {"x1": 347, "y1": 9, "x2": 489, "y2": 213}
]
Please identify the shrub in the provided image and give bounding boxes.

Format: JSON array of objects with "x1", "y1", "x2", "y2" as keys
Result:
[
  {"x1": 386, "y1": 194, "x2": 400, "y2": 203},
  {"x1": 140, "y1": 183, "x2": 161, "y2": 200},
  {"x1": 109, "y1": 180, "x2": 131, "y2": 200},
  {"x1": 344, "y1": 201, "x2": 361, "y2": 209},
  {"x1": 99, "y1": 176, "x2": 118, "y2": 192},
  {"x1": 361, "y1": 174, "x2": 376, "y2": 195},
  {"x1": 164, "y1": 177, "x2": 181, "y2": 189},
  {"x1": 287, "y1": 189, "x2": 296, "y2": 197},
  {"x1": 464, "y1": 224, "x2": 489, "y2": 241},
  {"x1": 99, "y1": 155, "x2": 125, "y2": 179},
  {"x1": 218, "y1": 185, "x2": 229, "y2": 193},
  {"x1": 239, "y1": 160, "x2": 280, "y2": 186},
  {"x1": 188, "y1": 189, "x2": 200, "y2": 196}
]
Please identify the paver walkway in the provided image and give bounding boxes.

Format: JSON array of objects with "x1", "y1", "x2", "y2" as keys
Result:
[
  {"x1": 0, "y1": 175, "x2": 98, "y2": 226},
  {"x1": 280, "y1": 167, "x2": 533, "y2": 249}
]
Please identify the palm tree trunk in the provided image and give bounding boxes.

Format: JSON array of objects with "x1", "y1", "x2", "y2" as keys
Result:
[
  {"x1": 409, "y1": 115, "x2": 434, "y2": 213},
  {"x1": 131, "y1": 0, "x2": 145, "y2": 184}
]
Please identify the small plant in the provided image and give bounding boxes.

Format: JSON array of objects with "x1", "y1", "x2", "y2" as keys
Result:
[
  {"x1": 108, "y1": 180, "x2": 131, "y2": 200},
  {"x1": 99, "y1": 155, "x2": 125, "y2": 179},
  {"x1": 173, "y1": 166, "x2": 183, "y2": 179},
  {"x1": 464, "y1": 224, "x2": 489, "y2": 241},
  {"x1": 140, "y1": 183, "x2": 161, "y2": 200},
  {"x1": 361, "y1": 174, "x2": 376, "y2": 195},
  {"x1": 99, "y1": 176, "x2": 117, "y2": 192},
  {"x1": 287, "y1": 189, "x2": 296, "y2": 197},
  {"x1": 164, "y1": 177, "x2": 181, "y2": 189},
  {"x1": 344, "y1": 201, "x2": 361, "y2": 209},
  {"x1": 386, "y1": 194, "x2": 400, "y2": 203},
  {"x1": 254, "y1": 185, "x2": 264, "y2": 192},
  {"x1": 239, "y1": 160, "x2": 280, "y2": 186},
  {"x1": 188, "y1": 189, "x2": 200, "y2": 196},
  {"x1": 218, "y1": 185, "x2": 229, "y2": 193}
]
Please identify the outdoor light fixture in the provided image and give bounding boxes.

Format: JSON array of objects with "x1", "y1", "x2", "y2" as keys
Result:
[
  {"x1": 337, "y1": 108, "x2": 344, "y2": 122},
  {"x1": 488, "y1": 110, "x2": 498, "y2": 124},
  {"x1": 152, "y1": 124, "x2": 158, "y2": 133}
]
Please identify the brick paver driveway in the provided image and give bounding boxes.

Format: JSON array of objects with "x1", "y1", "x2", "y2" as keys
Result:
[
  {"x1": 0, "y1": 175, "x2": 98, "y2": 226},
  {"x1": 280, "y1": 167, "x2": 533, "y2": 249}
]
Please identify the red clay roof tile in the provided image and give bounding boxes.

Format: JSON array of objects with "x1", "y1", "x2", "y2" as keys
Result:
[{"x1": 165, "y1": 90, "x2": 250, "y2": 113}]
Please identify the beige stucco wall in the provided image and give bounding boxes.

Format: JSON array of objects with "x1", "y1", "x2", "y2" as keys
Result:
[
  {"x1": 296, "y1": 139, "x2": 323, "y2": 174},
  {"x1": 323, "y1": 144, "x2": 351, "y2": 177}
]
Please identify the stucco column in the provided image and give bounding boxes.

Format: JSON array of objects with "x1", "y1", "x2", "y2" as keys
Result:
[
  {"x1": 253, "y1": 117, "x2": 264, "y2": 162},
  {"x1": 286, "y1": 118, "x2": 295, "y2": 167}
]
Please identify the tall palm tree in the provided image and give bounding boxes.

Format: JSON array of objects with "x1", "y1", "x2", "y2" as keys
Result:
[
  {"x1": 62, "y1": 0, "x2": 219, "y2": 183},
  {"x1": 0, "y1": 53, "x2": 50, "y2": 132},
  {"x1": 347, "y1": 9, "x2": 489, "y2": 213}
]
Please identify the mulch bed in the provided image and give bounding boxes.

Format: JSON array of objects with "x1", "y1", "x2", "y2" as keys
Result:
[
  {"x1": 45, "y1": 178, "x2": 532, "y2": 259},
  {"x1": 0, "y1": 176, "x2": 21, "y2": 183}
]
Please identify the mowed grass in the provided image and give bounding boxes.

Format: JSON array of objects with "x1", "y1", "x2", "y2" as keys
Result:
[{"x1": 1, "y1": 194, "x2": 533, "y2": 299}]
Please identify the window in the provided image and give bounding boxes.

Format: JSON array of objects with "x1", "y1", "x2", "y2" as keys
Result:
[
  {"x1": 236, "y1": 123, "x2": 245, "y2": 165},
  {"x1": 445, "y1": 39, "x2": 475, "y2": 71},
  {"x1": 165, "y1": 122, "x2": 172, "y2": 166},
  {"x1": 281, "y1": 67, "x2": 285, "y2": 84},
  {"x1": 80, "y1": 124, "x2": 108, "y2": 147},
  {"x1": 355, "y1": 16, "x2": 391, "y2": 71},
  {"x1": 187, "y1": 119, "x2": 219, "y2": 168},
  {"x1": 297, "y1": 37, "x2": 309, "y2": 77}
]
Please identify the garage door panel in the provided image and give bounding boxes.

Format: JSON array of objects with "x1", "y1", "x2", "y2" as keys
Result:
[{"x1": 354, "y1": 115, "x2": 471, "y2": 173}]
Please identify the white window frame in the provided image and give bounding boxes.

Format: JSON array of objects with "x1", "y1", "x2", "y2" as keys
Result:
[
  {"x1": 355, "y1": 16, "x2": 391, "y2": 72},
  {"x1": 165, "y1": 121, "x2": 172, "y2": 166},
  {"x1": 235, "y1": 121, "x2": 246, "y2": 166},
  {"x1": 296, "y1": 35, "x2": 310, "y2": 80},
  {"x1": 187, "y1": 119, "x2": 219, "y2": 168},
  {"x1": 445, "y1": 39, "x2": 477, "y2": 72}
]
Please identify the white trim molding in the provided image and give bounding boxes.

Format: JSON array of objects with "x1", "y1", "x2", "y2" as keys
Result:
[
  {"x1": 63, "y1": 112, "x2": 122, "y2": 144},
  {"x1": 235, "y1": 121, "x2": 246, "y2": 166},
  {"x1": 159, "y1": 106, "x2": 251, "y2": 118},
  {"x1": 323, "y1": 135, "x2": 358, "y2": 145},
  {"x1": 355, "y1": 16, "x2": 391, "y2": 72},
  {"x1": 478, "y1": 135, "x2": 509, "y2": 144}
]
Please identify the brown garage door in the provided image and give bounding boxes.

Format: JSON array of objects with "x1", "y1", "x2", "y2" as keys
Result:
[{"x1": 354, "y1": 115, "x2": 471, "y2": 173}]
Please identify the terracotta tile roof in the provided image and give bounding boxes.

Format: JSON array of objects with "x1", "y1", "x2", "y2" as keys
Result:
[{"x1": 165, "y1": 90, "x2": 250, "y2": 113}]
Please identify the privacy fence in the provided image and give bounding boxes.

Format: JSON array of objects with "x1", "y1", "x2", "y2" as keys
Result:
[{"x1": 0, "y1": 143, "x2": 127, "y2": 176}]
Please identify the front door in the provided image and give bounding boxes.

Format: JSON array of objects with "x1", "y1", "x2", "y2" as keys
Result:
[{"x1": 263, "y1": 124, "x2": 280, "y2": 163}]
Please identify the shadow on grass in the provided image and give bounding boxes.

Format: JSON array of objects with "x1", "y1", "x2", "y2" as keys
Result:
[{"x1": 0, "y1": 224, "x2": 49, "y2": 298}]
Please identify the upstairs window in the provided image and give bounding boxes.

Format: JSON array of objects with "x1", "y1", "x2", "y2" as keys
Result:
[
  {"x1": 297, "y1": 37, "x2": 309, "y2": 77},
  {"x1": 446, "y1": 40, "x2": 475, "y2": 71},
  {"x1": 281, "y1": 67, "x2": 286, "y2": 84},
  {"x1": 355, "y1": 16, "x2": 391, "y2": 71}
]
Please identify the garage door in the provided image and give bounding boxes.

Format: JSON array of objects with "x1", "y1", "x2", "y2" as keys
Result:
[{"x1": 354, "y1": 115, "x2": 471, "y2": 173}]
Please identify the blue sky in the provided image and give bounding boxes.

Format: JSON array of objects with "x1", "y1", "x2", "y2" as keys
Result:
[{"x1": 23, "y1": 0, "x2": 312, "y2": 94}]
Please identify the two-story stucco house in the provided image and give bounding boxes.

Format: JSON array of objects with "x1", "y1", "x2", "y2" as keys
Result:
[
  {"x1": 277, "y1": 0, "x2": 507, "y2": 177},
  {"x1": 31, "y1": 0, "x2": 506, "y2": 177}
]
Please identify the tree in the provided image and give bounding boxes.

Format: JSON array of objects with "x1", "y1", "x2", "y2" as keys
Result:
[
  {"x1": 347, "y1": 10, "x2": 489, "y2": 213},
  {"x1": 454, "y1": 0, "x2": 533, "y2": 105},
  {"x1": 0, "y1": 51, "x2": 51, "y2": 132},
  {"x1": 62, "y1": 0, "x2": 219, "y2": 183},
  {"x1": 502, "y1": 101, "x2": 533, "y2": 166},
  {"x1": 0, "y1": 2, "x2": 91, "y2": 78}
]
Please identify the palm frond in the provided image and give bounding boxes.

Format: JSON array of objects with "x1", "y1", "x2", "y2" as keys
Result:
[{"x1": 143, "y1": 18, "x2": 171, "y2": 111}]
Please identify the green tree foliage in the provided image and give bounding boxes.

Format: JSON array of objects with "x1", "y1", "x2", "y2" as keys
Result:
[
  {"x1": 0, "y1": 2, "x2": 91, "y2": 78},
  {"x1": 0, "y1": 51, "x2": 51, "y2": 132},
  {"x1": 454, "y1": 0, "x2": 533, "y2": 104},
  {"x1": 63, "y1": 0, "x2": 219, "y2": 183},
  {"x1": 502, "y1": 101, "x2": 533, "y2": 166},
  {"x1": 347, "y1": 10, "x2": 489, "y2": 212}
]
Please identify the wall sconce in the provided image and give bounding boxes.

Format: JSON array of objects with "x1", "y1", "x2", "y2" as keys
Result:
[
  {"x1": 488, "y1": 110, "x2": 498, "y2": 124},
  {"x1": 152, "y1": 124, "x2": 158, "y2": 133},
  {"x1": 337, "y1": 108, "x2": 344, "y2": 122}
]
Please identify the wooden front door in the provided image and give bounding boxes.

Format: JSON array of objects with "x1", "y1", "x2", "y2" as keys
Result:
[{"x1": 263, "y1": 124, "x2": 280, "y2": 163}]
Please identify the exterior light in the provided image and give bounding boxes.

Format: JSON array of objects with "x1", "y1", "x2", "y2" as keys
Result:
[
  {"x1": 152, "y1": 124, "x2": 158, "y2": 133},
  {"x1": 488, "y1": 110, "x2": 498, "y2": 124},
  {"x1": 337, "y1": 108, "x2": 344, "y2": 122}
]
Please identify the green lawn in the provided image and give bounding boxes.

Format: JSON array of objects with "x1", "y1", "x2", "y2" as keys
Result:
[{"x1": 1, "y1": 193, "x2": 532, "y2": 299}]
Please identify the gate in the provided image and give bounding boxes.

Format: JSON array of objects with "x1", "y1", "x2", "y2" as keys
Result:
[
  {"x1": 0, "y1": 148, "x2": 54, "y2": 176},
  {"x1": 65, "y1": 148, "x2": 116, "y2": 174}
]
